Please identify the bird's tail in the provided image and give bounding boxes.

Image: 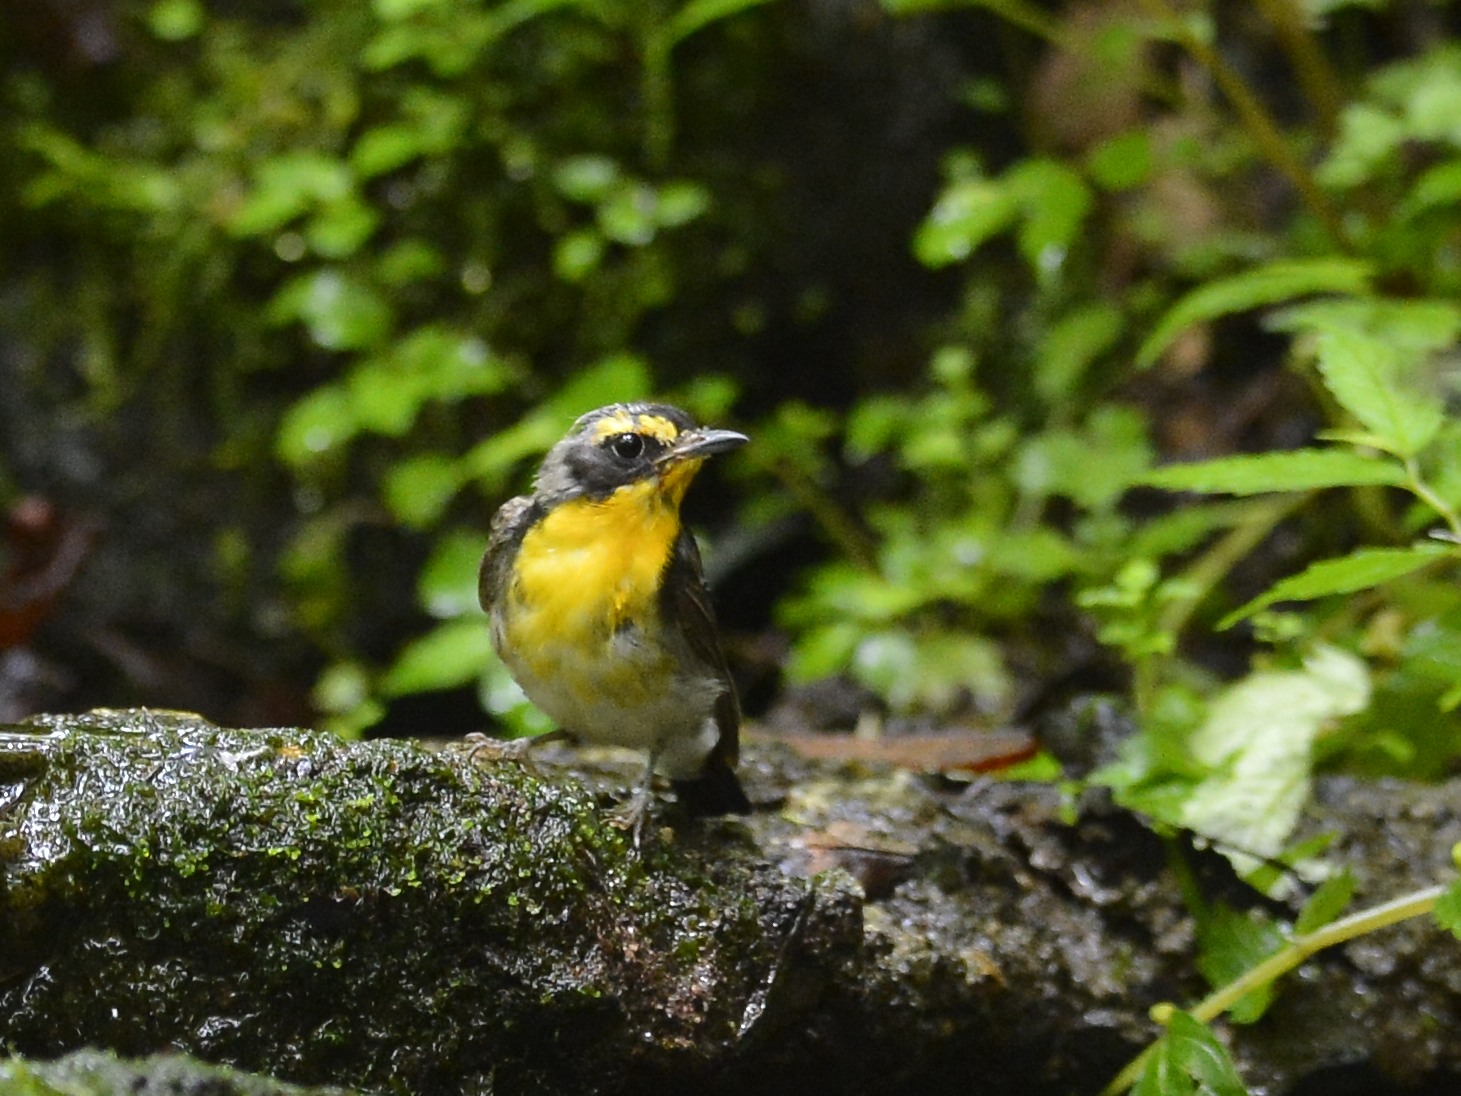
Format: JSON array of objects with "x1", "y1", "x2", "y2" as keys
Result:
[{"x1": 672, "y1": 752, "x2": 751, "y2": 816}]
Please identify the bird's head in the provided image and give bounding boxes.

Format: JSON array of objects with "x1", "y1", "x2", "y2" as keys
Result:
[{"x1": 533, "y1": 402, "x2": 748, "y2": 509}]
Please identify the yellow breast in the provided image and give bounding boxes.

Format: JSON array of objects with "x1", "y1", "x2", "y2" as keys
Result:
[{"x1": 506, "y1": 478, "x2": 682, "y2": 654}]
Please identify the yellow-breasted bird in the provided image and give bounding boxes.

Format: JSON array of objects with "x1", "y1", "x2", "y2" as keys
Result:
[{"x1": 478, "y1": 402, "x2": 751, "y2": 840}]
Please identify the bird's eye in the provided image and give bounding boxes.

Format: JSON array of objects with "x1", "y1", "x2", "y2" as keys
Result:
[{"x1": 609, "y1": 433, "x2": 645, "y2": 460}]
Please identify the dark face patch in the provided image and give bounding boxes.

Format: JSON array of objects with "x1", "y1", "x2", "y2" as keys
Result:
[{"x1": 534, "y1": 403, "x2": 699, "y2": 504}]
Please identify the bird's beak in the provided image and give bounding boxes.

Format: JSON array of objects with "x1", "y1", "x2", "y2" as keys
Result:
[{"x1": 658, "y1": 428, "x2": 749, "y2": 464}]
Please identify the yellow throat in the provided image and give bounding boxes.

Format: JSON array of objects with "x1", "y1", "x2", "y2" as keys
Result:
[{"x1": 508, "y1": 463, "x2": 702, "y2": 645}]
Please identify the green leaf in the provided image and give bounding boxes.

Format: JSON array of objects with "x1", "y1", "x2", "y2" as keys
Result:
[
  {"x1": 383, "y1": 453, "x2": 464, "y2": 528},
  {"x1": 851, "y1": 628, "x2": 1009, "y2": 714},
  {"x1": 1194, "y1": 904, "x2": 1287, "y2": 1024},
  {"x1": 374, "y1": 0, "x2": 442, "y2": 18},
  {"x1": 1006, "y1": 159, "x2": 1092, "y2": 274},
  {"x1": 1294, "y1": 869, "x2": 1356, "y2": 936},
  {"x1": 553, "y1": 155, "x2": 620, "y2": 203},
  {"x1": 597, "y1": 181, "x2": 660, "y2": 245},
  {"x1": 1220, "y1": 544, "x2": 1451, "y2": 629},
  {"x1": 267, "y1": 269, "x2": 393, "y2": 351},
  {"x1": 392, "y1": 326, "x2": 506, "y2": 401},
  {"x1": 1126, "y1": 500, "x2": 1258, "y2": 559},
  {"x1": 1400, "y1": 159, "x2": 1461, "y2": 219},
  {"x1": 1270, "y1": 297, "x2": 1461, "y2": 353},
  {"x1": 1088, "y1": 129, "x2": 1153, "y2": 191},
  {"x1": 1435, "y1": 877, "x2": 1461, "y2": 941},
  {"x1": 307, "y1": 194, "x2": 380, "y2": 258},
  {"x1": 654, "y1": 181, "x2": 711, "y2": 227},
  {"x1": 1135, "y1": 1010, "x2": 1248, "y2": 1096},
  {"x1": 1136, "y1": 259, "x2": 1373, "y2": 368},
  {"x1": 913, "y1": 177, "x2": 1018, "y2": 268},
  {"x1": 1316, "y1": 103, "x2": 1405, "y2": 190},
  {"x1": 1143, "y1": 450, "x2": 1407, "y2": 495},
  {"x1": 1034, "y1": 303, "x2": 1123, "y2": 402},
  {"x1": 376, "y1": 239, "x2": 445, "y2": 286},
  {"x1": 351, "y1": 124, "x2": 429, "y2": 178},
  {"x1": 660, "y1": 0, "x2": 779, "y2": 48},
  {"x1": 417, "y1": 530, "x2": 485, "y2": 619},
  {"x1": 1313, "y1": 329, "x2": 1444, "y2": 457},
  {"x1": 554, "y1": 229, "x2": 605, "y2": 282},
  {"x1": 984, "y1": 527, "x2": 1083, "y2": 582},
  {"x1": 230, "y1": 152, "x2": 352, "y2": 237},
  {"x1": 1181, "y1": 646, "x2": 1370, "y2": 889},
  {"x1": 380, "y1": 618, "x2": 492, "y2": 696},
  {"x1": 275, "y1": 385, "x2": 357, "y2": 466},
  {"x1": 1015, "y1": 406, "x2": 1152, "y2": 509},
  {"x1": 148, "y1": 0, "x2": 204, "y2": 39}
]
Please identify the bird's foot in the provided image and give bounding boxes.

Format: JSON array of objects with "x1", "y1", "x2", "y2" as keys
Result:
[
  {"x1": 606, "y1": 783, "x2": 656, "y2": 850},
  {"x1": 462, "y1": 729, "x2": 566, "y2": 770}
]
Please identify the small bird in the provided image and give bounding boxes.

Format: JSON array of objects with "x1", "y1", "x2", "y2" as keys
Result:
[{"x1": 478, "y1": 402, "x2": 752, "y2": 841}]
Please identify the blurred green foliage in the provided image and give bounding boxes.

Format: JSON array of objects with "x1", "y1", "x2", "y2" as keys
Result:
[
  {"x1": 8, "y1": 4, "x2": 1461, "y2": 1089},
  {"x1": 6, "y1": 0, "x2": 1461, "y2": 860}
]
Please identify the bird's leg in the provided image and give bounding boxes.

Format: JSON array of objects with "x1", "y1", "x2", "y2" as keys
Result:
[
  {"x1": 463, "y1": 728, "x2": 570, "y2": 768},
  {"x1": 607, "y1": 749, "x2": 659, "y2": 849}
]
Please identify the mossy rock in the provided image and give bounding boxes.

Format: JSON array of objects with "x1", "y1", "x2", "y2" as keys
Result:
[
  {"x1": 0, "y1": 710, "x2": 859, "y2": 1093},
  {"x1": 6, "y1": 709, "x2": 1461, "y2": 1095},
  {"x1": 0, "y1": 1048, "x2": 358, "y2": 1095}
]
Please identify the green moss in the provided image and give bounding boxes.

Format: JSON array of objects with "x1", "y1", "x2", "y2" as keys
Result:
[
  {"x1": 0, "y1": 1048, "x2": 359, "y2": 1095},
  {"x1": 0, "y1": 710, "x2": 854, "y2": 1093}
]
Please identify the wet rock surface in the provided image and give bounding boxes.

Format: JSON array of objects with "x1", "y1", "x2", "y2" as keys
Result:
[{"x1": 1, "y1": 710, "x2": 1458, "y2": 1095}]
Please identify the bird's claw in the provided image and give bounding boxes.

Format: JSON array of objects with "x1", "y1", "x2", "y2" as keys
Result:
[
  {"x1": 606, "y1": 784, "x2": 655, "y2": 850},
  {"x1": 462, "y1": 731, "x2": 541, "y2": 769}
]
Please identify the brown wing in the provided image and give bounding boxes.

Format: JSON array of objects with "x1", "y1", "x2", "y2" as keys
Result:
[
  {"x1": 478, "y1": 495, "x2": 537, "y2": 613},
  {"x1": 662, "y1": 529, "x2": 742, "y2": 767}
]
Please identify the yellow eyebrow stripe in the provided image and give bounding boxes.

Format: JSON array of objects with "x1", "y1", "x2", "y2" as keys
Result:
[{"x1": 589, "y1": 412, "x2": 682, "y2": 445}]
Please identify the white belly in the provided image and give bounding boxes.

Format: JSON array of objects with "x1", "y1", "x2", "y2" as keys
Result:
[{"x1": 495, "y1": 615, "x2": 721, "y2": 779}]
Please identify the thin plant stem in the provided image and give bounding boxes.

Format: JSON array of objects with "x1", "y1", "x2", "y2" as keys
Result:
[
  {"x1": 1157, "y1": 494, "x2": 1304, "y2": 642},
  {"x1": 1252, "y1": 0, "x2": 1347, "y2": 137},
  {"x1": 765, "y1": 456, "x2": 881, "y2": 573},
  {"x1": 1098, "y1": 883, "x2": 1447, "y2": 1096},
  {"x1": 1136, "y1": 0, "x2": 1347, "y2": 247},
  {"x1": 1404, "y1": 457, "x2": 1461, "y2": 542}
]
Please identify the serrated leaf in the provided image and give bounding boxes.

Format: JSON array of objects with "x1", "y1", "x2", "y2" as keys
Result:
[
  {"x1": 1294, "y1": 869, "x2": 1356, "y2": 936},
  {"x1": 1143, "y1": 449, "x2": 1406, "y2": 495},
  {"x1": 1313, "y1": 428, "x2": 1399, "y2": 450},
  {"x1": 1135, "y1": 1011, "x2": 1249, "y2": 1096},
  {"x1": 1435, "y1": 877, "x2": 1461, "y2": 940},
  {"x1": 1137, "y1": 258, "x2": 1373, "y2": 368},
  {"x1": 1220, "y1": 544, "x2": 1450, "y2": 629},
  {"x1": 1270, "y1": 297, "x2": 1461, "y2": 353},
  {"x1": 1181, "y1": 647, "x2": 1370, "y2": 893},
  {"x1": 1314, "y1": 329, "x2": 1444, "y2": 457}
]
